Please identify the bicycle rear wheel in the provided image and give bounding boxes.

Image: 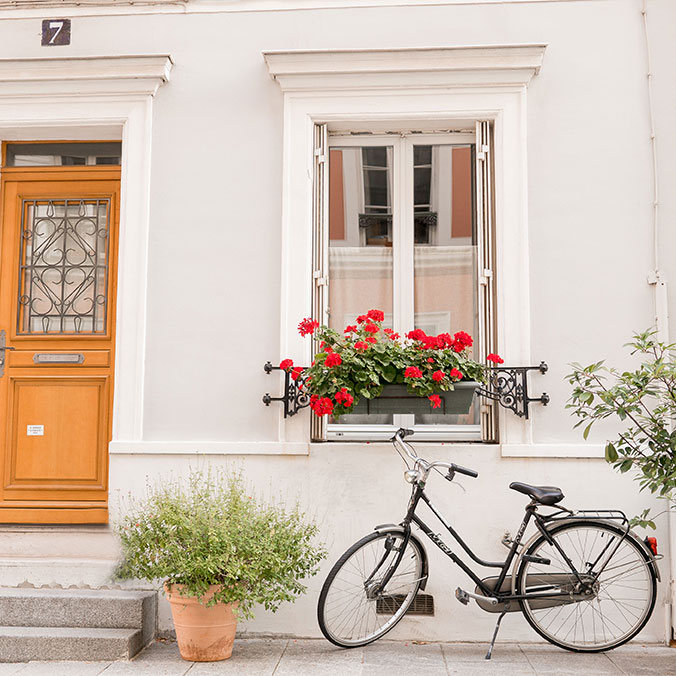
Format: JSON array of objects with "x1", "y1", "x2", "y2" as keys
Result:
[
  {"x1": 317, "y1": 529, "x2": 425, "y2": 648},
  {"x1": 517, "y1": 521, "x2": 657, "y2": 652}
]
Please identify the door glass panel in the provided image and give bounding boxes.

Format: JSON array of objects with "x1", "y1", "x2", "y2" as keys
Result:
[
  {"x1": 413, "y1": 144, "x2": 480, "y2": 427},
  {"x1": 18, "y1": 199, "x2": 110, "y2": 334},
  {"x1": 328, "y1": 146, "x2": 394, "y2": 425}
]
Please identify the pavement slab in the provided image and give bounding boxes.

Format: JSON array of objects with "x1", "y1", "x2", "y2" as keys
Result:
[{"x1": 0, "y1": 638, "x2": 673, "y2": 675}]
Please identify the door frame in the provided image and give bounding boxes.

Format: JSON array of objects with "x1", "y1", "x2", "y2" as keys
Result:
[{"x1": 0, "y1": 56, "x2": 172, "y2": 520}]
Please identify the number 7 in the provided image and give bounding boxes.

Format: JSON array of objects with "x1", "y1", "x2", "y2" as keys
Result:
[{"x1": 48, "y1": 21, "x2": 64, "y2": 45}]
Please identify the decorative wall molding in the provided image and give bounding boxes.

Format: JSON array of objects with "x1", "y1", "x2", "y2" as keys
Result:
[
  {"x1": 0, "y1": 0, "x2": 600, "y2": 20},
  {"x1": 0, "y1": 54, "x2": 172, "y2": 448},
  {"x1": 265, "y1": 45, "x2": 547, "y2": 91},
  {"x1": 109, "y1": 441, "x2": 310, "y2": 455},
  {"x1": 501, "y1": 444, "x2": 605, "y2": 458},
  {"x1": 0, "y1": 55, "x2": 172, "y2": 98}
]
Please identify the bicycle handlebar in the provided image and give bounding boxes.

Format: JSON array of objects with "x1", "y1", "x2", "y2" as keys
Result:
[
  {"x1": 450, "y1": 464, "x2": 479, "y2": 479},
  {"x1": 391, "y1": 427, "x2": 479, "y2": 480}
]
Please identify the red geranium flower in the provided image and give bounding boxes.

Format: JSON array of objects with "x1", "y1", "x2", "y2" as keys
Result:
[
  {"x1": 364, "y1": 323, "x2": 379, "y2": 334},
  {"x1": 487, "y1": 353, "x2": 504, "y2": 364},
  {"x1": 298, "y1": 317, "x2": 319, "y2": 336},
  {"x1": 279, "y1": 358, "x2": 293, "y2": 371},
  {"x1": 290, "y1": 367, "x2": 304, "y2": 381},
  {"x1": 325, "y1": 352, "x2": 342, "y2": 367},
  {"x1": 365, "y1": 336, "x2": 377, "y2": 344},
  {"x1": 388, "y1": 332, "x2": 400, "y2": 340},
  {"x1": 356, "y1": 314, "x2": 367, "y2": 324},
  {"x1": 367, "y1": 309, "x2": 385, "y2": 322},
  {"x1": 429, "y1": 394, "x2": 442, "y2": 409},
  {"x1": 404, "y1": 366, "x2": 423, "y2": 379},
  {"x1": 383, "y1": 328, "x2": 393, "y2": 334},
  {"x1": 354, "y1": 341, "x2": 369, "y2": 350},
  {"x1": 449, "y1": 368, "x2": 463, "y2": 380},
  {"x1": 310, "y1": 396, "x2": 334, "y2": 416},
  {"x1": 427, "y1": 358, "x2": 435, "y2": 363},
  {"x1": 344, "y1": 325, "x2": 357, "y2": 334},
  {"x1": 452, "y1": 331, "x2": 473, "y2": 352},
  {"x1": 432, "y1": 370, "x2": 445, "y2": 382},
  {"x1": 335, "y1": 387, "x2": 354, "y2": 407},
  {"x1": 406, "y1": 329, "x2": 427, "y2": 341}
]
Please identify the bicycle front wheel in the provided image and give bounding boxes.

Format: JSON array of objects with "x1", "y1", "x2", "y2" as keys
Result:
[
  {"x1": 317, "y1": 529, "x2": 425, "y2": 648},
  {"x1": 517, "y1": 521, "x2": 657, "y2": 652}
]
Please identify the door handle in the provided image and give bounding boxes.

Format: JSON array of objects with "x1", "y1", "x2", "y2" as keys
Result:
[{"x1": 0, "y1": 330, "x2": 15, "y2": 378}]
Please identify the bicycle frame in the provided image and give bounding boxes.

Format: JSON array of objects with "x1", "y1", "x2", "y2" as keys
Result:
[{"x1": 379, "y1": 476, "x2": 632, "y2": 607}]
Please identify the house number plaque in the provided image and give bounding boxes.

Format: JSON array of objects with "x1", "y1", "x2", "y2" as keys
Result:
[
  {"x1": 41, "y1": 19, "x2": 71, "y2": 46},
  {"x1": 33, "y1": 353, "x2": 84, "y2": 364}
]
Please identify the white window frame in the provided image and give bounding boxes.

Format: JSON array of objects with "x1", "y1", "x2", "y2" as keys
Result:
[
  {"x1": 264, "y1": 45, "x2": 546, "y2": 448},
  {"x1": 325, "y1": 132, "x2": 482, "y2": 442}
]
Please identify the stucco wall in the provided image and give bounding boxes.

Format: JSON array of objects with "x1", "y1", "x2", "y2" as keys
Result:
[{"x1": 0, "y1": 0, "x2": 673, "y2": 641}]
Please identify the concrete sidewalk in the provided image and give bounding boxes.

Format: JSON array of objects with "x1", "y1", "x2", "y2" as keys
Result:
[{"x1": 0, "y1": 639, "x2": 673, "y2": 676}]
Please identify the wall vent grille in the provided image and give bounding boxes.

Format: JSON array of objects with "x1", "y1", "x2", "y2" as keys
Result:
[{"x1": 376, "y1": 593, "x2": 434, "y2": 616}]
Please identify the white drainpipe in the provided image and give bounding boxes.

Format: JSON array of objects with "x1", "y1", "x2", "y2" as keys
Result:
[{"x1": 641, "y1": 0, "x2": 673, "y2": 644}]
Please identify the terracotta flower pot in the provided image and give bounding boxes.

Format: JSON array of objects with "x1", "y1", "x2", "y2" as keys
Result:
[{"x1": 164, "y1": 583, "x2": 238, "y2": 662}]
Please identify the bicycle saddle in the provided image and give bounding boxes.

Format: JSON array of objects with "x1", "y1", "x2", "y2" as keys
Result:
[{"x1": 509, "y1": 482, "x2": 564, "y2": 506}]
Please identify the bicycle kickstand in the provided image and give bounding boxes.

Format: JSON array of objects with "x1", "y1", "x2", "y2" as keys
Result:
[{"x1": 485, "y1": 608, "x2": 508, "y2": 660}]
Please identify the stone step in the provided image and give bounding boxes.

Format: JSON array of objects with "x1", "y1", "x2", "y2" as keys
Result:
[
  {"x1": 0, "y1": 626, "x2": 144, "y2": 662},
  {"x1": 0, "y1": 587, "x2": 156, "y2": 634}
]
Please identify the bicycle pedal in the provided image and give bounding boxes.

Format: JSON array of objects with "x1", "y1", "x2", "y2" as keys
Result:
[{"x1": 455, "y1": 587, "x2": 470, "y2": 606}]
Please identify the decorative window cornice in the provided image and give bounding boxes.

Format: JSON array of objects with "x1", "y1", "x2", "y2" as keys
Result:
[
  {"x1": 0, "y1": 55, "x2": 173, "y2": 97},
  {"x1": 264, "y1": 45, "x2": 546, "y2": 91}
]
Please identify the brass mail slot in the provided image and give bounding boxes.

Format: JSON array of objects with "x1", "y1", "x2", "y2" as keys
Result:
[{"x1": 33, "y1": 353, "x2": 85, "y2": 364}]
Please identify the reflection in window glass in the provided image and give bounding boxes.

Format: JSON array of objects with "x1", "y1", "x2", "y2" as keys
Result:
[
  {"x1": 328, "y1": 146, "x2": 394, "y2": 425},
  {"x1": 413, "y1": 144, "x2": 479, "y2": 426},
  {"x1": 5, "y1": 142, "x2": 121, "y2": 167}
]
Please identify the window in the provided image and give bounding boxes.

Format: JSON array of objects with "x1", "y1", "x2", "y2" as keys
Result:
[
  {"x1": 264, "y1": 45, "x2": 545, "y2": 449},
  {"x1": 313, "y1": 125, "x2": 497, "y2": 442}
]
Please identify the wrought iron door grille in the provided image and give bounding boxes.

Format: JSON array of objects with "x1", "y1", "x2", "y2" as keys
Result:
[
  {"x1": 17, "y1": 199, "x2": 110, "y2": 335},
  {"x1": 376, "y1": 593, "x2": 434, "y2": 616}
]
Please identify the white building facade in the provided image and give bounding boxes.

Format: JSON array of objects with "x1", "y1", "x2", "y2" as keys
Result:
[{"x1": 0, "y1": 0, "x2": 674, "y2": 644}]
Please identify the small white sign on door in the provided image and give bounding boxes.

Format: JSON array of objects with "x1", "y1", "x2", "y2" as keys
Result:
[{"x1": 27, "y1": 425, "x2": 44, "y2": 436}]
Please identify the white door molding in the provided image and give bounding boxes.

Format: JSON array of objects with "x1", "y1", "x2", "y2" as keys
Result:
[{"x1": 0, "y1": 54, "x2": 172, "y2": 445}]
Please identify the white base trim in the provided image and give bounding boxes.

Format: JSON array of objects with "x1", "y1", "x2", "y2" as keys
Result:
[
  {"x1": 109, "y1": 441, "x2": 310, "y2": 455},
  {"x1": 501, "y1": 444, "x2": 605, "y2": 458}
]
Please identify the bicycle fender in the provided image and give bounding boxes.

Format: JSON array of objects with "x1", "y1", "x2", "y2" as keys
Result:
[{"x1": 373, "y1": 524, "x2": 430, "y2": 591}]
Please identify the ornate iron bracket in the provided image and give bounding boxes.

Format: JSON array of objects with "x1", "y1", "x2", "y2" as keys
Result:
[
  {"x1": 264, "y1": 361, "x2": 549, "y2": 420},
  {"x1": 262, "y1": 362, "x2": 311, "y2": 418},
  {"x1": 476, "y1": 362, "x2": 550, "y2": 419}
]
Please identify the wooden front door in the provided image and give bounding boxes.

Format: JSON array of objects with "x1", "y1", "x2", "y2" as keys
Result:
[{"x1": 0, "y1": 166, "x2": 120, "y2": 523}]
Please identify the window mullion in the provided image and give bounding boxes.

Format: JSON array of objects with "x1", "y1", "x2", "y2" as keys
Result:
[{"x1": 397, "y1": 136, "x2": 415, "y2": 333}]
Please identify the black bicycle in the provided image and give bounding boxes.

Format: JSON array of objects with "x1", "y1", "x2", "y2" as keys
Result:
[{"x1": 317, "y1": 428, "x2": 660, "y2": 658}]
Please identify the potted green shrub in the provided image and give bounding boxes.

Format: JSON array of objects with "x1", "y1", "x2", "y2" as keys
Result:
[
  {"x1": 114, "y1": 471, "x2": 326, "y2": 662},
  {"x1": 280, "y1": 309, "x2": 502, "y2": 419},
  {"x1": 567, "y1": 329, "x2": 676, "y2": 530}
]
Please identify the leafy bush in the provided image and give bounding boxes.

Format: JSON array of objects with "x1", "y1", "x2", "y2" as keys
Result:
[
  {"x1": 114, "y1": 471, "x2": 327, "y2": 618},
  {"x1": 567, "y1": 329, "x2": 676, "y2": 528}
]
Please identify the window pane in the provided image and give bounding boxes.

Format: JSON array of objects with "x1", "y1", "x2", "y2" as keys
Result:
[
  {"x1": 328, "y1": 146, "x2": 394, "y2": 425},
  {"x1": 18, "y1": 199, "x2": 110, "y2": 334},
  {"x1": 413, "y1": 145, "x2": 479, "y2": 426},
  {"x1": 5, "y1": 142, "x2": 121, "y2": 167}
]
